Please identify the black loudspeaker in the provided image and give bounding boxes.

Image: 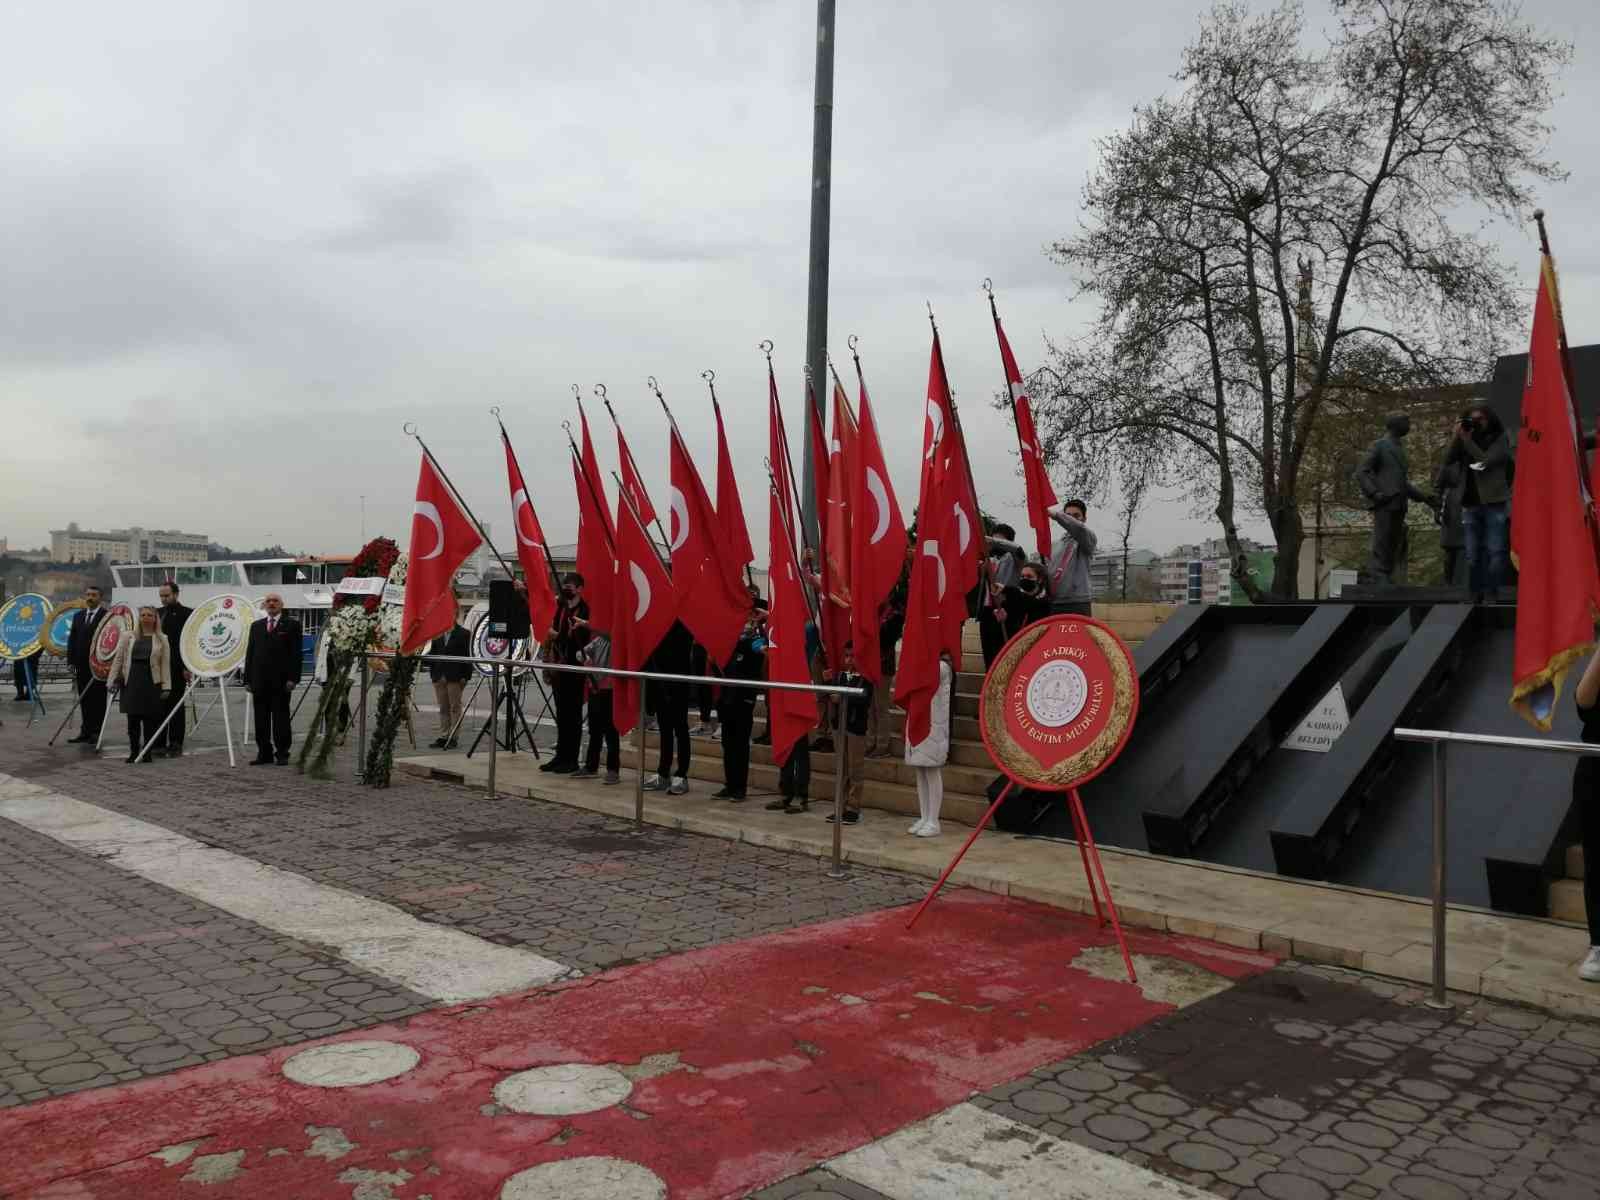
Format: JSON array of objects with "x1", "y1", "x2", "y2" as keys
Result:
[{"x1": 488, "y1": 579, "x2": 531, "y2": 639}]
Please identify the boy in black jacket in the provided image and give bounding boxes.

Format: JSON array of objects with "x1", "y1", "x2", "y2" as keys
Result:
[{"x1": 714, "y1": 607, "x2": 767, "y2": 801}]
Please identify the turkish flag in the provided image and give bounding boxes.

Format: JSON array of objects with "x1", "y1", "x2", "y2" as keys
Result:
[
  {"x1": 921, "y1": 329, "x2": 981, "y2": 659},
  {"x1": 1511, "y1": 252, "x2": 1600, "y2": 729},
  {"x1": 574, "y1": 406, "x2": 616, "y2": 634},
  {"x1": 993, "y1": 307, "x2": 1059, "y2": 559},
  {"x1": 617, "y1": 424, "x2": 657, "y2": 527},
  {"x1": 501, "y1": 433, "x2": 558, "y2": 640},
  {"x1": 894, "y1": 501, "x2": 953, "y2": 748},
  {"x1": 611, "y1": 491, "x2": 675, "y2": 737},
  {"x1": 769, "y1": 365, "x2": 797, "y2": 526},
  {"x1": 849, "y1": 379, "x2": 906, "y2": 685},
  {"x1": 821, "y1": 380, "x2": 858, "y2": 674},
  {"x1": 670, "y1": 425, "x2": 751, "y2": 666},
  {"x1": 714, "y1": 398, "x2": 754, "y2": 587},
  {"x1": 767, "y1": 489, "x2": 818, "y2": 766},
  {"x1": 400, "y1": 452, "x2": 482, "y2": 654}
]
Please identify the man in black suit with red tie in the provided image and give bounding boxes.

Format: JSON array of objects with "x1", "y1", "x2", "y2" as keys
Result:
[
  {"x1": 66, "y1": 584, "x2": 109, "y2": 744},
  {"x1": 244, "y1": 592, "x2": 302, "y2": 765}
]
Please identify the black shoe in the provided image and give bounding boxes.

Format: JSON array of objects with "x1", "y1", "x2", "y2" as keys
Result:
[
  {"x1": 753, "y1": 733, "x2": 771, "y2": 745},
  {"x1": 539, "y1": 759, "x2": 561, "y2": 773},
  {"x1": 430, "y1": 737, "x2": 448, "y2": 749},
  {"x1": 67, "y1": 734, "x2": 89, "y2": 744},
  {"x1": 825, "y1": 810, "x2": 861, "y2": 825},
  {"x1": 124, "y1": 753, "x2": 138, "y2": 764},
  {"x1": 812, "y1": 736, "x2": 835, "y2": 753},
  {"x1": 249, "y1": 756, "x2": 273, "y2": 766},
  {"x1": 728, "y1": 793, "x2": 747, "y2": 803},
  {"x1": 711, "y1": 788, "x2": 733, "y2": 800},
  {"x1": 274, "y1": 756, "x2": 290, "y2": 766},
  {"x1": 444, "y1": 738, "x2": 459, "y2": 750},
  {"x1": 168, "y1": 746, "x2": 183, "y2": 758},
  {"x1": 765, "y1": 798, "x2": 792, "y2": 811},
  {"x1": 547, "y1": 763, "x2": 576, "y2": 775}
]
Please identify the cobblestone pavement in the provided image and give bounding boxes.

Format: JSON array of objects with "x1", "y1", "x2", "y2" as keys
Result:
[
  {"x1": 0, "y1": 709, "x2": 927, "y2": 1108},
  {"x1": 0, "y1": 817, "x2": 431, "y2": 1109},
  {"x1": 969, "y1": 960, "x2": 1600, "y2": 1200}
]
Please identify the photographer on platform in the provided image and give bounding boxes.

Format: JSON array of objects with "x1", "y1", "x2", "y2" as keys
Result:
[{"x1": 1443, "y1": 406, "x2": 1513, "y2": 603}]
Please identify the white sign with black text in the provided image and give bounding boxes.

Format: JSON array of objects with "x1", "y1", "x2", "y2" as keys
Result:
[{"x1": 1282, "y1": 682, "x2": 1350, "y2": 753}]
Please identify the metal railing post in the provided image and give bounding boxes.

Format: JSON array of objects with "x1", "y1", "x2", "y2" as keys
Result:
[
  {"x1": 1427, "y1": 740, "x2": 1451, "y2": 1010},
  {"x1": 356, "y1": 656, "x2": 368, "y2": 780},
  {"x1": 487, "y1": 661, "x2": 500, "y2": 800},
  {"x1": 828, "y1": 695, "x2": 848, "y2": 880},
  {"x1": 635, "y1": 685, "x2": 647, "y2": 830}
]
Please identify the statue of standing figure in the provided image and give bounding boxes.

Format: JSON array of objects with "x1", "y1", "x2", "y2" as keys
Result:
[{"x1": 1354, "y1": 413, "x2": 1440, "y2": 587}]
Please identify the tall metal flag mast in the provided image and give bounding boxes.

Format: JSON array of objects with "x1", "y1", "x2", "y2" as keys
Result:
[{"x1": 800, "y1": 0, "x2": 836, "y2": 549}]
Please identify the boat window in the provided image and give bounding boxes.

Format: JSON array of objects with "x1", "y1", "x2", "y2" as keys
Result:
[
  {"x1": 244, "y1": 562, "x2": 291, "y2": 585},
  {"x1": 175, "y1": 565, "x2": 210, "y2": 586},
  {"x1": 210, "y1": 564, "x2": 238, "y2": 585},
  {"x1": 140, "y1": 567, "x2": 165, "y2": 587}
]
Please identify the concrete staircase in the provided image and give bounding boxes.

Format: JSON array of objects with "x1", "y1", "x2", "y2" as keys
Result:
[
  {"x1": 628, "y1": 603, "x2": 1174, "y2": 830},
  {"x1": 1550, "y1": 843, "x2": 1584, "y2": 925}
]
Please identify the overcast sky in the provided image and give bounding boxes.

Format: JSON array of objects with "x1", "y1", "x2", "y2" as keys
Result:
[{"x1": 2, "y1": 0, "x2": 1596, "y2": 564}]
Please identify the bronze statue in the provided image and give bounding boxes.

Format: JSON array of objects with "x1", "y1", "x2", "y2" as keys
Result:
[{"x1": 1354, "y1": 413, "x2": 1440, "y2": 587}]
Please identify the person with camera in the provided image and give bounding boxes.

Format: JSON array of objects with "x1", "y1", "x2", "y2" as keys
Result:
[
  {"x1": 1443, "y1": 406, "x2": 1514, "y2": 603},
  {"x1": 713, "y1": 603, "x2": 767, "y2": 802},
  {"x1": 540, "y1": 572, "x2": 590, "y2": 774}
]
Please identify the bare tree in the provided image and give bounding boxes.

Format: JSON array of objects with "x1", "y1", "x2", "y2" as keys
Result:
[
  {"x1": 1115, "y1": 464, "x2": 1152, "y2": 601},
  {"x1": 1031, "y1": 0, "x2": 1568, "y2": 599}
]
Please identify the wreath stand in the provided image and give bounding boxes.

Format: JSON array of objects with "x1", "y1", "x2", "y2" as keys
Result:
[{"x1": 904, "y1": 781, "x2": 1135, "y2": 983}]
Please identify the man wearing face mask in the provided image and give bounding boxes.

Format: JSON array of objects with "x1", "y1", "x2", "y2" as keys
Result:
[
  {"x1": 999, "y1": 561, "x2": 1051, "y2": 639},
  {"x1": 1355, "y1": 413, "x2": 1440, "y2": 588}
]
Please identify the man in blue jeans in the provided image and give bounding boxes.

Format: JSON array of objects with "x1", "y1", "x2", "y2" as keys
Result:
[{"x1": 1446, "y1": 406, "x2": 1514, "y2": 603}]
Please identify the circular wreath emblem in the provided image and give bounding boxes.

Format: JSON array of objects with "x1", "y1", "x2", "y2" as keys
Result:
[
  {"x1": 979, "y1": 616, "x2": 1139, "y2": 790},
  {"x1": 89, "y1": 604, "x2": 136, "y2": 681},
  {"x1": 0, "y1": 593, "x2": 51, "y2": 660}
]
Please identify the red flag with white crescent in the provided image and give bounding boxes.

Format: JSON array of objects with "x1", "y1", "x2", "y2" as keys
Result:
[
  {"x1": 992, "y1": 302, "x2": 1059, "y2": 558},
  {"x1": 1510, "y1": 247, "x2": 1600, "y2": 729},
  {"x1": 501, "y1": 433, "x2": 557, "y2": 640},
  {"x1": 821, "y1": 381, "x2": 858, "y2": 674},
  {"x1": 400, "y1": 452, "x2": 482, "y2": 654},
  {"x1": 669, "y1": 425, "x2": 751, "y2": 667},
  {"x1": 766, "y1": 489, "x2": 818, "y2": 767},
  {"x1": 849, "y1": 378, "x2": 906, "y2": 685},
  {"x1": 575, "y1": 406, "x2": 616, "y2": 634},
  {"x1": 714, "y1": 397, "x2": 754, "y2": 585},
  {"x1": 611, "y1": 491, "x2": 675, "y2": 737}
]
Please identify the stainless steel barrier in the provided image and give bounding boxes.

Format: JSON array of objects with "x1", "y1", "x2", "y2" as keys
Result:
[
  {"x1": 364, "y1": 651, "x2": 866, "y2": 875},
  {"x1": 1392, "y1": 726, "x2": 1600, "y2": 1010}
]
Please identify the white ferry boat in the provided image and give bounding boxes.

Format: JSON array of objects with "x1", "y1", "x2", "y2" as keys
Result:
[{"x1": 107, "y1": 556, "x2": 354, "y2": 663}]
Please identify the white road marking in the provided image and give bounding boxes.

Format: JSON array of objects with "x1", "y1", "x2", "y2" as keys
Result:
[
  {"x1": 0, "y1": 774, "x2": 570, "y2": 1003},
  {"x1": 493, "y1": 1064, "x2": 634, "y2": 1115},
  {"x1": 282, "y1": 1041, "x2": 421, "y2": 1088},
  {"x1": 828, "y1": 1102, "x2": 1215, "y2": 1200}
]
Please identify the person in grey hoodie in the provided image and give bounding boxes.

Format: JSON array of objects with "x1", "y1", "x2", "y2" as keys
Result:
[{"x1": 1045, "y1": 500, "x2": 1098, "y2": 616}]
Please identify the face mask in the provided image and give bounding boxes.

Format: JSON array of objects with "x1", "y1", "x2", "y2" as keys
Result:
[{"x1": 1019, "y1": 579, "x2": 1039, "y2": 594}]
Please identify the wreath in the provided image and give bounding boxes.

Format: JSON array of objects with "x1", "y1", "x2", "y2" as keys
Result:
[
  {"x1": 361, "y1": 552, "x2": 422, "y2": 788},
  {"x1": 297, "y1": 536, "x2": 398, "y2": 779}
]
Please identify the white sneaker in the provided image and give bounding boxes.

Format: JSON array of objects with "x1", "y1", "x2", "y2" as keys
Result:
[
  {"x1": 915, "y1": 821, "x2": 942, "y2": 838},
  {"x1": 642, "y1": 774, "x2": 668, "y2": 791},
  {"x1": 1581, "y1": 947, "x2": 1600, "y2": 982},
  {"x1": 667, "y1": 776, "x2": 688, "y2": 796},
  {"x1": 908, "y1": 820, "x2": 929, "y2": 836}
]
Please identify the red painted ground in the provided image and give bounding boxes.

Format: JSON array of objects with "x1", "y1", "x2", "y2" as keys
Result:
[{"x1": 4, "y1": 891, "x2": 1276, "y2": 1199}]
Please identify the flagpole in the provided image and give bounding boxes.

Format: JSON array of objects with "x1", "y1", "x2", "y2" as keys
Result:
[
  {"x1": 598, "y1": 384, "x2": 673, "y2": 554},
  {"x1": 403, "y1": 423, "x2": 516, "y2": 580},
  {"x1": 564, "y1": 425, "x2": 618, "y2": 557},
  {"x1": 492, "y1": 408, "x2": 566, "y2": 601}
]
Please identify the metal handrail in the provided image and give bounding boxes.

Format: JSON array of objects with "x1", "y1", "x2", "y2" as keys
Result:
[
  {"x1": 1391, "y1": 726, "x2": 1599, "y2": 1010},
  {"x1": 364, "y1": 648, "x2": 865, "y2": 877}
]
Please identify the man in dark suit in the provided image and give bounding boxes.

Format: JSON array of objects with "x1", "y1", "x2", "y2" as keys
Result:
[
  {"x1": 244, "y1": 592, "x2": 301, "y2": 764},
  {"x1": 65, "y1": 584, "x2": 109, "y2": 744},
  {"x1": 155, "y1": 580, "x2": 193, "y2": 756}
]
